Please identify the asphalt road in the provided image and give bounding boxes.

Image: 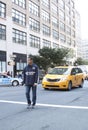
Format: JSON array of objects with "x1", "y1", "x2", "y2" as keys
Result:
[{"x1": 0, "y1": 81, "x2": 88, "y2": 130}]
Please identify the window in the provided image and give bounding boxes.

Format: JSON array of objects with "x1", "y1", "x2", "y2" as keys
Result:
[
  {"x1": 72, "y1": 20, "x2": 75, "y2": 27},
  {"x1": 66, "y1": 26, "x2": 71, "y2": 35},
  {"x1": 59, "y1": 0, "x2": 65, "y2": 9},
  {"x1": 60, "y1": 33, "x2": 66, "y2": 43},
  {"x1": 59, "y1": 10, "x2": 65, "y2": 21},
  {"x1": 60, "y1": 21, "x2": 65, "y2": 32},
  {"x1": 51, "y1": 3, "x2": 58, "y2": 15},
  {"x1": 42, "y1": 0, "x2": 49, "y2": 8},
  {"x1": 71, "y1": 10, "x2": 75, "y2": 18},
  {"x1": 67, "y1": 0, "x2": 70, "y2": 4},
  {"x1": 29, "y1": 1, "x2": 39, "y2": 17},
  {"x1": 72, "y1": 40, "x2": 76, "y2": 47},
  {"x1": 71, "y1": 68, "x2": 76, "y2": 75},
  {"x1": 66, "y1": 15, "x2": 71, "y2": 25},
  {"x1": 53, "y1": 0, "x2": 58, "y2": 3},
  {"x1": 0, "y1": 2, "x2": 6, "y2": 18},
  {"x1": 29, "y1": 35, "x2": 40, "y2": 48},
  {"x1": 0, "y1": 61, "x2": 6, "y2": 72},
  {"x1": 12, "y1": 9, "x2": 26, "y2": 26},
  {"x1": 52, "y1": 16, "x2": 58, "y2": 27},
  {"x1": 17, "y1": 62, "x2": 26, "y2": 70},
  {"x1": 65, "y1": 5, "x2": 70, "y2": 15},
  {"x1": 0, "y1": 24, "x2": 6, "y2": 40},
  {"x1": 72, "y1": 30, "x2": 75, "y2": 38},
  {"x1": 13, "y1": 29, "x2": 27, "y2": 45},
  {"x1": 42, "y1": 24, "x2": 50, "y2": 36},
  {"x1": 43, "y1": 39, "x2": 51, "y2": 48},
  {"x1": 12, "y1": 0, "x2": 26, "y2": 9},
  {"x1": 42, "y1": 10, "x2": 50, "y2": 23},
  {"x1": 52, "y1": 30, "x2": 59, "y2": 40},
  {"x1": 53, "y1": 43, "x2": 59, "y2": 48},
  {"x1": 67, "y1": 37, "x2": 71, "y2": 45},
  {"x1": 29, "y1": 18, "x2": 40, "y2": 32},
  {"x1": 78, "y1": 68, "x2": 83, "y2": 73},
  {"x1": 71, "y1": 0, "x2": 74, "y2": 8}
]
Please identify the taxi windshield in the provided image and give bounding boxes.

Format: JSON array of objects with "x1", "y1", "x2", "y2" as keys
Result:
[{"x1": 48, "y1": 68, "x2": 69, "y2": 75}]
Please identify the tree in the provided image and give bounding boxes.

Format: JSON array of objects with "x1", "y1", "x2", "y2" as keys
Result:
[
  {"x1": 74, "y1": 57, "x2": 88, "y2": 65},
  {"x1": 32, "y1": 55, "x2": 51, "y2": 70},
  {"x1": 29, "y1": 47, "x2": 70, "y2": 70},
  {"x1": 74, "y1": 57, "x2": 84, "y2": 65},
  {"x1": 66, "y1": 49, "x2": 75, "y2": 59},
  {"x1": 39, "y1": 47, "x2": 69, "y2": 65},
  {"x1": 53, "y1": 48, "x2": 69, "y2": 65},
  {"x1": 84, "y1": 60, "x2": 88, "y2": 65}
]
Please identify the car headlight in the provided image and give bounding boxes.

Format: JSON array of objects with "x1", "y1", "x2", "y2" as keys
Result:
[{"x1": 43, "y1": 77, "x2": 47, "y2": 81}]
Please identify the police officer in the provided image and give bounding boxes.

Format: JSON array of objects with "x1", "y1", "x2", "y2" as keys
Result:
[{"x1": 22, "y1": 57, "x2": 38, "y2": 109}]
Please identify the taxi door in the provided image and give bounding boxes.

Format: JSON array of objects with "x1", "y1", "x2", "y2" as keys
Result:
[
  {"x1": 71, "y1": 68, "x2": 77, "y2": 87},
  {"x1": 73, "y1": 68, "x2": 83, "y2": 86},
  {"x1": 76, "y1": 68, "x2": 83, "y2": 85}
]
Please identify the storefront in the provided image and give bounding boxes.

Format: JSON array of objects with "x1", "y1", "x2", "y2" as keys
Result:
[
  {"x1": 13, "y1": 53, "x2": 27, "y2": 76},
  {"x1": 0, "y1": 51, "x2": 6, "y2": 73}
]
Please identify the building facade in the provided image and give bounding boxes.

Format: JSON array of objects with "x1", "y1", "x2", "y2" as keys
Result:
[
  {"x1": 76, "y1": 11, "x2": 82, "y2": 58},
  {"x1": 81, "y1": 40, "x2": 88, "y2": 60},
  {"x1": 0, "y1": 0, "x2": 77, "y2": 75}
]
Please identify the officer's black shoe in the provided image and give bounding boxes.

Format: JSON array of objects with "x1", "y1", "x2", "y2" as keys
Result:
[
  {"x1": 32, "y1": 103, "x2": 35, "y2": 109},
  {"x1": 27, "y1": 104, "x2": 31, "y2": 109}
]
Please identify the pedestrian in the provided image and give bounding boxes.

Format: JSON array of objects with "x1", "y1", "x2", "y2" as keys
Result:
[
  {"x1": 7, "y1": 71, "x2": 11, "y2": 76},
  {"x1": 22, "y1": 57, "x2": 38, "y2": 109}
]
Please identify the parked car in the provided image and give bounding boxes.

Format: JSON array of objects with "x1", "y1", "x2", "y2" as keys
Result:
[
  {"x1": 0, "y1": 74, "x2": 23, "y2": 86},
  {"x1": 42, "y1": 66, "x2": 84, "y2": 91}
]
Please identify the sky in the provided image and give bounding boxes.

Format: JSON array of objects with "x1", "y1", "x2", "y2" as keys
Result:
[{"x1": 75, "y1": 0, "x2": 88, "y2": 39}]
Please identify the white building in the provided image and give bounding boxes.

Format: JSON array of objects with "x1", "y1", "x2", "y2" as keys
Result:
[
  {"x1": 75, "y1": 11, "x2": 82, "y2": 59},
  {"x1": 0, "y1": 0, "x2": 79, "y2": 75},
  {"x1": 81, "y1": 40, "x2": 88, "y2": 60}
]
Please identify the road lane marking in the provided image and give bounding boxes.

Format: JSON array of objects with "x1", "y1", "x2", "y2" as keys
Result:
[{"x1": 0, "y1": 100, "x2": 88, "y2": 110}]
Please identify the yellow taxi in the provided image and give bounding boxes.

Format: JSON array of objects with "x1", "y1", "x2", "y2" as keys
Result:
[{"x1": 42, "y1": 66, "x2": 84, "y2": 91}]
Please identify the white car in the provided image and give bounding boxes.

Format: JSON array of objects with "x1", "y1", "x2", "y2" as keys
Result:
[{"x1": 0, "y1": 74, "x2": 23, "y2": 86}]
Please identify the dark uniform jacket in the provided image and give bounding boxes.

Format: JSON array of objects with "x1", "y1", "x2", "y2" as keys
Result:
[{"x1": 22, "y1": 64, "x2": 38, "y2": 86}]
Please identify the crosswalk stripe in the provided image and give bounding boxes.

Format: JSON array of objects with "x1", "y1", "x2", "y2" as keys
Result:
[{"x1": 0, "y1": 100, "x2": 88, "y2": 110}]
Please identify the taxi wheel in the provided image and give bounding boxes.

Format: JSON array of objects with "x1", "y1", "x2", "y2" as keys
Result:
[
  {"x1": 12, "y1": 80, "x2": 19, "y2": 86},
  {"x1": 67, "y1": 82, "x2": 72, "y2": 91},
  {"x1": 79, "y1": 80, "x2": 84, "y2": 88}
]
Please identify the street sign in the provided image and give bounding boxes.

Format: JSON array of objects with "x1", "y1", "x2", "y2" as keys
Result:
[{"x1": 8, "y1": 61, "x2": 15, "y2": 66}]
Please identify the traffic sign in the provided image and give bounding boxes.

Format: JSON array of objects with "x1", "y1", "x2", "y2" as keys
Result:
[{"x1": 8, "y1": 61, "x2": 15, "y2": 66}]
